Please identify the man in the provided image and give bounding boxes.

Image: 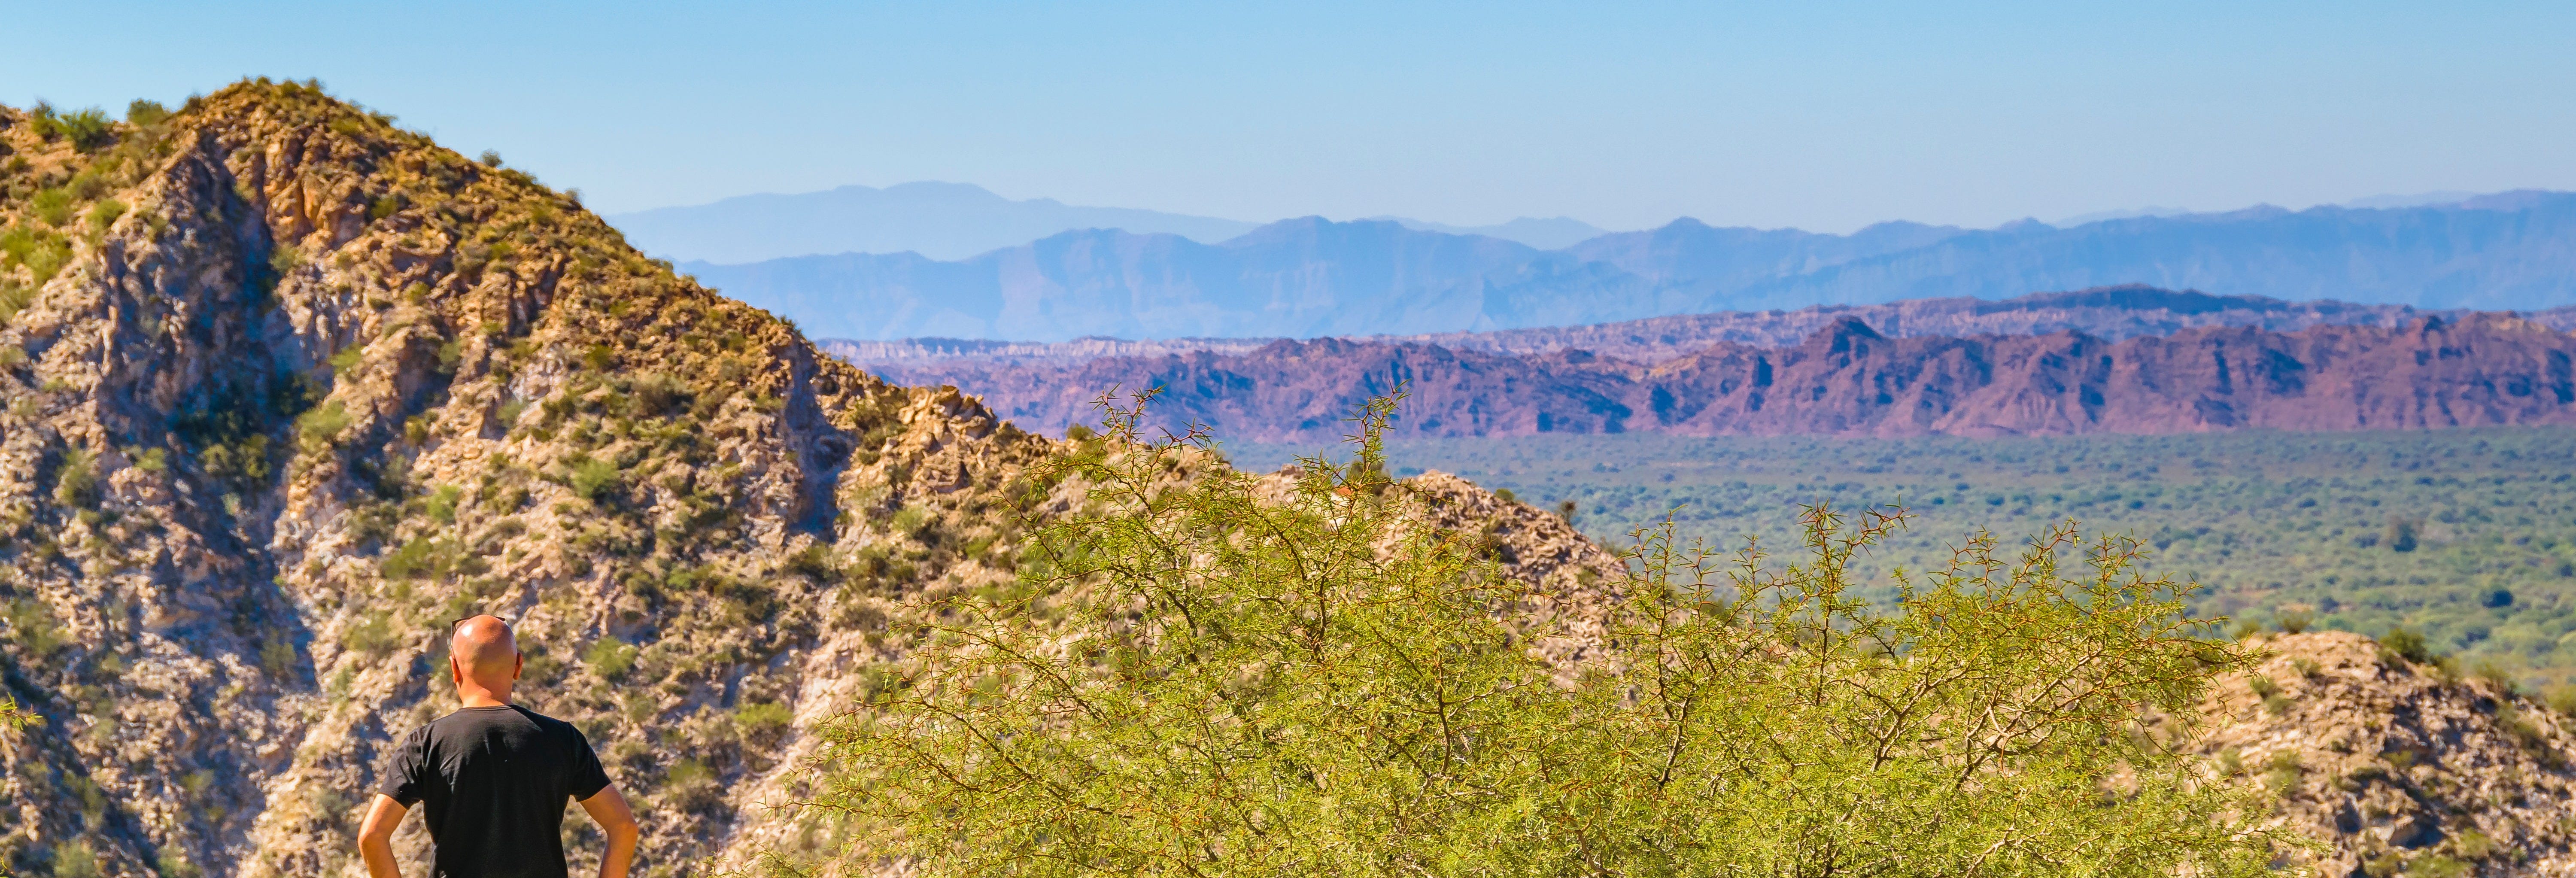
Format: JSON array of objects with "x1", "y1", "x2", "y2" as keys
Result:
[{"x1": 358, "y1": 615, "x2": 640, "y2": 878}]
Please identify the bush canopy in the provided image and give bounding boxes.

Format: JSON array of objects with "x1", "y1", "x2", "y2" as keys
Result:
[{"x1": 787, "y1": 395, "x2": 2283, "y2": 877}]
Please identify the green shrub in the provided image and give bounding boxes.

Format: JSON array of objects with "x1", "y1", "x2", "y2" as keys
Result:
[
  {"x1": 261, "y1": 640, "x2": 297, "y2": 677},
  {"x1": 889, "y1": 504, "x2": 933, "y2": 541},
  {"x1": 158, "y1": 849, "x2": 201, "y2": 878},
  {"x1": 125, "y1": 99, "x2": 171, "y2": 126},
  {"x1": 425, "y1": 484, "x2": 462, "y2": 523},
  {"x1": 298, "y1": 400, "x2": 353, "y2": 449},
  {"x1": 785, "y1": 544, "x2": 838, "y2": 581},
  {"x1": 270, "y1": 244, "x2": 304, "y2": 277},
  {"x1": 2385, "y1": 515, "x2": 2421, "y2": 553},
  {"x1": 328, "y1": 346, "x2": 363, "y2": 374},
  {"x1": 2471, "y1": 658, "x2": 2518, "y2": 693},
  {"x1": 3, "y1": 600, "x2": 66, "y2": 659},
  {"x1": 33, "y1": 103, "x2": 115, "y2": 152},
  {"x1": 2274, "y1": 607, "x2": 2311, "y2": 634},
  {"x1": 736, "y1": 700, "x2": 793, "y2": 734},
  {"x1": 570, "y1": 456, "x2": 620, "y2": 501},
  {"x1": 85, "y1": 199, "x2": 127, "y2": 236},
  {"x1": 2263, "y1": 750, "x2": 2302, "y2": 793},
  {"x1": 2411, "y1": 856, "x2": 2471, "y2": 878},
  {"x1": 2547, "y1": 685, "x2": 2576, "y2": 718},
  {"x1": 2381, "y1": 626, "x2": 2433, "y2": 664},
  {"x1": 584, "y1": 637, "x2": 637, "y2": 681},
  {"x1": 2496, "y1": 703, "x2": 2552, "y2": 760},
  {"x1": 344, "y1": 616, "x2": 395, "y2": 655},
  {"x1": 52, "y1": 447, "x2": 98, "y2": 508},
  {"x1": 806, "y1": 394, "x2": 2278, "y2": 876},
  {"x1": 479, "y1": 149, "x2": 504, "y2": 168},
  {"x1": 626, "y1": 373, "x2": 690, "y2": 418},
  {"x1": 369, "y1": 195, "x2": 404, "y2": 220},
  {"x1": 381, "y1": 538, "x2": 438, "y2": 580},
  {"x1": 52, "y1": 840, "x2": 101, "y2": 878},
  {"x1": 31, "y1": 188, "x2": 76, "y2": 227}
]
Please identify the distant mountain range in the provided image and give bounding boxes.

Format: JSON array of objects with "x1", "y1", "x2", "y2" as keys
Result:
[
  {"x1": 876, "y1": 309, "x2": 2576, "y2": 442},
  {"x1": 827, "y1": 286, "x2": 2536, "y2": 368},
  {"x1": 608, "y1": 182, "x2": 1261, "y2": 262},
  {"x1": 1366, "y1": 215, "x2": 1606, "y2": 249},
  {"x1": 693, "y1": 189, "x2": 2576, "y2": 341},
  {"x1": 607, "y1": 181, "x2": 1603, "y2": 262}
]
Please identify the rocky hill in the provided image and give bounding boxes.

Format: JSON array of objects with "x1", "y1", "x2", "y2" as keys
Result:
[
  {"x1": 878, "y1": 310, "x2": 2576, "y2": 441},
  {"x1": 2202, "y1": 632, "x2": 2576, "y2": 876},
  {"x1": 0, "y1": 82, "x2": 1622, "y2": 878}
]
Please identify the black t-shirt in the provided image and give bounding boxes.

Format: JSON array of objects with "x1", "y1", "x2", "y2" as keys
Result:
[{"x1": 378, "y1": 705, "x2": 614, "y2": 878}]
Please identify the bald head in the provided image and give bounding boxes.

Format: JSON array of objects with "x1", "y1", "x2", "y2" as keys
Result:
[{"x1": 449, "y1": 615, "x2": 521, "y2": 703}]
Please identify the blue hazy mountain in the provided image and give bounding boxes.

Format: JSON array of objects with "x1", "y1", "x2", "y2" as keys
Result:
[
  {"x1": 608, "y1": 182, "x2": 1607, "y2": 261},
  {"x1": 608, "y1": 182, "x2": 1264, "y2": 262},
  {"x1": 1367, "y1": 216, "x2": 1608, "y2": 249},
  {"x1": 685, "y1": 190, "x2": 2576, "y2": 341}
]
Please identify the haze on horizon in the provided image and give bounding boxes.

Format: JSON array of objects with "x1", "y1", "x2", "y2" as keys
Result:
[{"x1": 5, "y1": 1, "x2": 2573, "y2": 234}]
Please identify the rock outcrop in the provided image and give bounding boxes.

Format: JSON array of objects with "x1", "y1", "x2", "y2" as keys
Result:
[{"x1": 2201, "y1": 632, "x2": 2576, "y2": 876}]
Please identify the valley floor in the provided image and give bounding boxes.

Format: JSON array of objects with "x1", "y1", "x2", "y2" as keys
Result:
[{"x1": 1228, "y1": 426, "x2": 2576, "y2": 687}]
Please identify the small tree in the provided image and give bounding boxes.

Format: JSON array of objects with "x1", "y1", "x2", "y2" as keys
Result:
[{"x1": 788, "y1": 395, "x2": 2281, "y2": 877}]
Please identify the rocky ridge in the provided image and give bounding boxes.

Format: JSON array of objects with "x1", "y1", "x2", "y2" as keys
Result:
[
  {"x1": 876, "y1": 311, "x2": 2576, "y2": 441},
  {"x1": 0, "y1": 82, "x2": 1618, "y2": 878},
  {"x1": 829, "y1": 285, "x2": 2528, "y2": 368}
]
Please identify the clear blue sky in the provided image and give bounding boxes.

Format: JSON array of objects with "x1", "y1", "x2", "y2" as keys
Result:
[{"x1": 6, "y1": 1, "x2": 2571, "y2": 232}]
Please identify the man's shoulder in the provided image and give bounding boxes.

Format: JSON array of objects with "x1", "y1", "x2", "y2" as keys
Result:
[{"x1": 507, "y1": 705, "x2": 591, "y2": 740}]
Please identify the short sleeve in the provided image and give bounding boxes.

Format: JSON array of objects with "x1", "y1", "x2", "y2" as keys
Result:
[
  {"x1": 377, "y1": 726, "x2": 431, "y2": 806},
  {"x1": 565, "y1": 726, "x2": 612, "y2": 802}
]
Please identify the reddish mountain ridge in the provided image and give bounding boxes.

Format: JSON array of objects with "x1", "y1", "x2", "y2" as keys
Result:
[{"x1": 882, "y1": 313, "x2": 2576, "y2": 441}]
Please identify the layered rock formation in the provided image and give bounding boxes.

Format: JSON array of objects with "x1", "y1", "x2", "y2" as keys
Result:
[
  {"x1": 830, "y1": 285, "x2": 2504, "y2": 368},
  {"x1": 884, "y1": 312, "x2": 2576, "y2": 441}
]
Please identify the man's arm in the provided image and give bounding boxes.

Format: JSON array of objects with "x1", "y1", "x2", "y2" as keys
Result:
[
  {"x1": 578, "y1": 786, "x2": 639, "y2": 878},
  {"x1": 357, "y1": 794, "x2": 409, "y2": 878}
]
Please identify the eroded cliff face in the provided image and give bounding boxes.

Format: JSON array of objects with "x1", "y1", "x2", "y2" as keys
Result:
[
  {"x1": 2199, "y1": 632, "x2": 2576, "y2": 877},
  {"x1": 884, "y1": 313, "x2": 2576, "y2": 441},
  {"x1": 0, "y1": 82, "x2": 1623, "y2": 878}
]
